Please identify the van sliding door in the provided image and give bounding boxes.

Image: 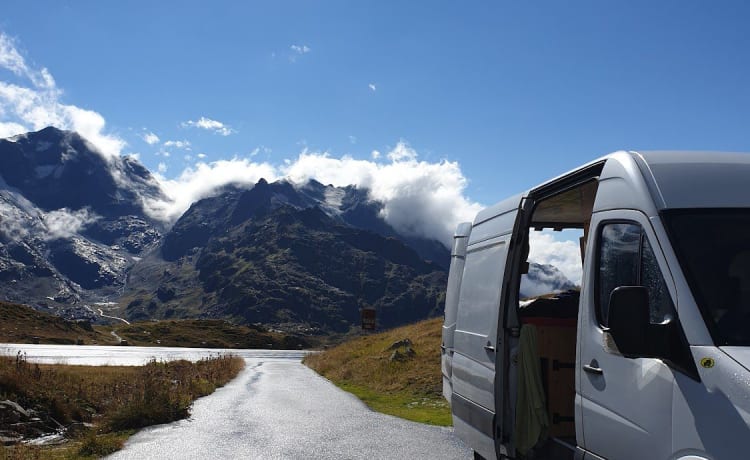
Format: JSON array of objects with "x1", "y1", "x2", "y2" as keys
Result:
[{"x1": 452, "y1": 205, "x2": 518, "y2": 459}]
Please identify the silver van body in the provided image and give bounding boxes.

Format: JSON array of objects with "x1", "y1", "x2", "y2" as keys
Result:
[
  {"x1": 442, "y1": 222, "x2": 472, "y2": 403},
  {"x1": 444, "y1": 151, "x2": 750, "y2": 459}
]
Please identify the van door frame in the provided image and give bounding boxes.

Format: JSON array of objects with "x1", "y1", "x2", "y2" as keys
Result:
[{"x1": 496, "y1": 161, "x2": 606, "y2": 454}]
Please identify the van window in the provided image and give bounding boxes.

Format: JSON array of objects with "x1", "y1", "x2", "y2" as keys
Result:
[
  {"x1": 597, "y1": 222, "x2": 675, "y2": 327},
  {"x1": 663, "y1": 209, "x2": 750, "y2": 345}
]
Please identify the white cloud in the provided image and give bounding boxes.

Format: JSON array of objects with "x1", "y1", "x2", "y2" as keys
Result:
[
  {"x1": 0, "y1": 33, "x2": 125, "y2": 159},
  {"x1": 0, "y1": 34, "x2": 27, "y2": 77},
  {"x1": 371, "y1": 150, "x2": 381, "y2": 159},
  {"x1": 281, "y1": 141, "x2": 482, "y2": 245},
  {"x1": 368, "y1": 83, "x2": 377, "y2": 92},
  {"x1": 43, "y1": 208, "x2": 100, "y2": 240},
  {"x1": 289, "y1": 44, "x2": 311, "y2": 63},
  {"x1": 157, "y1": 162, "x2": 167, "y2": 173},
  {"x1": 290, "y1": 44, "x2": 311, "y2": 54},
  {"x1": 348, "y1": 135, "x2": 357, "y2": 144},
  {"x1": 528, "y1": 230, "x2": 583, "y2": 285},
  {"x1": 197, "y1": 153, "x2": 207, "y2": 159},
  {"x1": 164, "y1": 140, "x2": 191, "y2": 149},
  {"x1": 143, "y1": 132, "x2": 159, "y2": 145},
  {"x1": 182, "y1": 117, "x2": 234, "y2": 136},
  {"x1": 144, "y1": 158, "x2": 278, "y2": 223},
  {"x1": 386, "y1": 142, "x2": 418, "y2": 162},
  {"x1": 0, "y1": 121, "x2": 27, "y2": 138}
]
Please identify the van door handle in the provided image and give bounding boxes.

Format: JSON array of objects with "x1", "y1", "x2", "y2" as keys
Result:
[
  {"x1": 484, "y1": 344, "x2": 495, "y2": 352},
  {"x1": 583, "y1": 363, "x2": 603, "y2": 375}
]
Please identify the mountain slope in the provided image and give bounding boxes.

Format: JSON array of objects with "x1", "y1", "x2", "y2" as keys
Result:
[
  {"x1": 0, "y1": 127, "x2": 164, "y2": 315},
  {"x1": 123, "y1": 202, "x2": 447, "y2": 333}
]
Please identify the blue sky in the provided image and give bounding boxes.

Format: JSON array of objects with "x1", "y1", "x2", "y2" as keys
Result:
[{"x1": 1, "y1": 1, "x2": 749, "y2": 219}]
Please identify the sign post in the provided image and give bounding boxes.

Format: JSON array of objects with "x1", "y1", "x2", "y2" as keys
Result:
[{"x1": 361, "y1": 307, "x2": 376, "y2": 331}]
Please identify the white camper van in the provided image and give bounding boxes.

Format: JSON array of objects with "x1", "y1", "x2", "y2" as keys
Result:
[{"x1": 442, "y1": 151, "x2": 750, "y2": 460}]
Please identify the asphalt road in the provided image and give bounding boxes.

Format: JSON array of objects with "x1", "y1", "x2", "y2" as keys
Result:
[
  {"x1": 2, "y1": 345, "x2": 471, "y2": 459},
  {"x1": 110, "y1": 354, "x2": 471, "y2": 460}
]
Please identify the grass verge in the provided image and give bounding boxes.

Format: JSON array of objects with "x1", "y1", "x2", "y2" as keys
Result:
[
  {"x1": 303, "y1": 317, "x2": 451, "y2": 426},
  {"x1": 0, "y1": 352, "x2": 244, "y2": 458}
]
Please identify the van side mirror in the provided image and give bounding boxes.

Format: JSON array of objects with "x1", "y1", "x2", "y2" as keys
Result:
[{"x1": 608, "y1": 286, "x2": 649, "y2": 358}]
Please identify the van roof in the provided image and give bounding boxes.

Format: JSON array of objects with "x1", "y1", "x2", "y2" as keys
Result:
[
  {"x1": 638, "y1": 151, "x2": 750, "y2": 209},
  {"x1": 475, "y1": 150, "x2": 750, "y2": 224}
]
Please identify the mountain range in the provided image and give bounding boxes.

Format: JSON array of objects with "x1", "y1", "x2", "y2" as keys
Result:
[{"x1": 0, "y1": 127, "x2": 575, "y2": 333}]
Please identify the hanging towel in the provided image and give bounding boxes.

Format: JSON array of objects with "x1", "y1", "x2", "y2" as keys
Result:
[{"x1": 514, "y1": 324, "x2": 549, "y2": 456}]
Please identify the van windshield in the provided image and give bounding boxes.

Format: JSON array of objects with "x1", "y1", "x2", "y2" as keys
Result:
[{"x1": 663, "y1": 209, "x2": 750, "y2": 346}]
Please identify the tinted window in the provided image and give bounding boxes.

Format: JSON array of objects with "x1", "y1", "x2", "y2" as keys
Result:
[
  {"x1": 664, "y1": 210, "x2": 750, "y2": 346},
  {"x1": 598, "y1": 222, "x2": 675, "y2": 327}
]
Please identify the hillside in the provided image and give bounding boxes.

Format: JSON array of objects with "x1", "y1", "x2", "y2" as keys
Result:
[
  {"x1": 0, "y1": 301, "x2": 311, "y2": 349},
  {"x1": 111, "y1": 319, "x2": 311, "y2": 349},
  {"x1": 0, "y1": 301, "x2": 111, "y2": 345},
  {"x1": 121, "y1": 188, "x2": 448, "y2": 333},
  {"x1": 304, "y1": 317, "x2": 450, "y2": 426}
]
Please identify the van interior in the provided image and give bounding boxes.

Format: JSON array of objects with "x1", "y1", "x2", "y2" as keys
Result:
[{"x1": 506, "y1": 179, "x2": 599, "y2": 459}]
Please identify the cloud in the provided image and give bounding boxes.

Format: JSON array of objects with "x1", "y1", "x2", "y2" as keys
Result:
[
  {"x1": 289, "y1": 44, "x2": 311, "y2": 62},
  {"x1": 368, "y1": 83, "x2": 377, "y2": 92},
  {"x1": 348, "y1": 135, "x2": 357, "y2": 144},
  {"x1": 290, "y1": 44, "x2": 311, "y2": 55},
  {"x1": 157, "y1": 162, "x2": 167, "y2": 173},
  {"x1": 164, "y1": 140, "x2": 190, "y2": 149},
  {"x1": 43, "y1": 207, "x2": 100, "y2": 240},
  {"x1": 142, "y1": 132, "x2": 159, "y2": 145},
  {"x1": 182, "y1": 117, "x2": 234, "y2": 136},
  {"x1": 528, "y1": 230, "x2": 583, "y2": 285},
  {"x1": 0, "y1": 121, "x2": 27, "y2": 138},
  {"x1": 143, "y1": 158, "x2": 278, "y2": 222},
  {"x1": 197, "y1": 153, "x2": 207, "y2": 159},
  {"x1": 0, "y1": 33, "x2": 125, "y2": 159},
  {"x1": 281, "y1": 141, "x2": 482, "y2": 245}
]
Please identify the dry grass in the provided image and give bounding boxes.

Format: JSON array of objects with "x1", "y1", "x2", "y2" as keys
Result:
[
  {"x1": 304, "y1": 317, "x2": 450, "y2": 425},
  {"x1": 0, "y1": 352, "x2": 244, "y2": 458}
]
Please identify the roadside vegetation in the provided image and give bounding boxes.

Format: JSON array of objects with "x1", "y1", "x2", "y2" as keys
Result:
[
  {"x1": 0, "y1": 351, "x2": 244, "y2": 459},
  {"x1": 304, "y1": 317, "x2": 450, "y2": 426},
  {"x1": 0, "y1": 301, "x2": 313, "y2": 349}
]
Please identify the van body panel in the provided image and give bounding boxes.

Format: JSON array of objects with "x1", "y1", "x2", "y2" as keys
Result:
[
  {"x1": 452, "y1": 237, "x2": 509, "y2": 408},
  {"x1": 591, "y1": 152, "x2": 660, "y2": 217},
  {"x1": 671, "y1": 346, "x2": 750, "y2": 458},
  {"x1": 578, "y1": 209, "x2": 675, "y2": 459},
  {"x1": 442, "y1": 222, "x2": 472, "y2": 402},
  {"x1": 452, "y1": 199, "x2": 521, "y2": 460},
  {"x1": 476, "y1": 193, "x2": 526, "y2": 229}
]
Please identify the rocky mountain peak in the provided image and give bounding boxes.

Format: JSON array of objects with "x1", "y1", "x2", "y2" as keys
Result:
[{"x1": 0, "y1": 126, "x2": 164, "y2": 218}]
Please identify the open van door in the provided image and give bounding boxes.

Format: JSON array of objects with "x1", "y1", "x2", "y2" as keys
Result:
[{"x1": 451, "y1": 195, "x2": 523, "y2": 460}]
